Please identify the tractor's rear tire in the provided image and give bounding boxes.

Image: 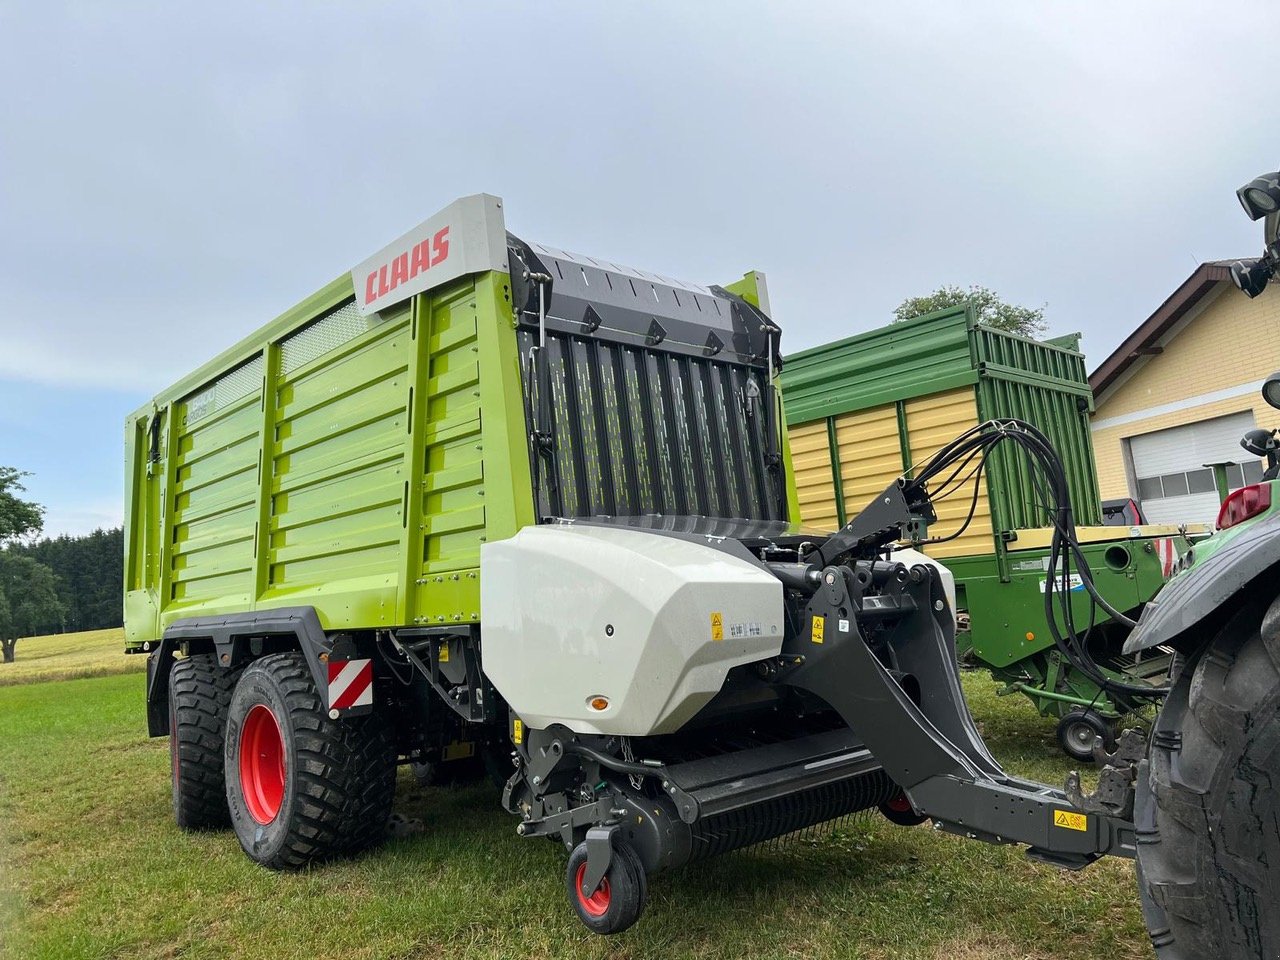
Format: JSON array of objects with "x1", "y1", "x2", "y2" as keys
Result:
[
  {"x1": 170, "y1": 654, "x2": 240, "y2": 830},
  {"x1": 224, "y1": 651, "x2": 397, "y2": 869},
  {"x1": 1136, "y1": 595, "x2": 1280, "y2": 960}
]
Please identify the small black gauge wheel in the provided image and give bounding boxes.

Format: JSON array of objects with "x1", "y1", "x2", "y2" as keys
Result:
[
  {"x1": 565, "y1": 840, "x2": 647, "y2": 935},
  {"x1": 1056, "y1": 708, "x2": 1116, "y2": 762},
  {"x1": 879, "y1": 791, "x2": 929, "y2": 826}
]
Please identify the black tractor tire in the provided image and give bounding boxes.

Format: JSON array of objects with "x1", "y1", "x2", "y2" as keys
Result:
[
  {"x1": 565, "y1": 841, "x2": 647, "y2": 935},
  {"x1": 1055, "y1": 708, "x2": 1116, "y2": 762},
  {"x1": 170, "y1": 654, "x2": 241, "y2": 830},
  {"x1": 1136, "y1": 595, "x2": 1280, "y2": 960},
  {"x1": 224, "y1": 651, "x2": 397, "y2": 869}
]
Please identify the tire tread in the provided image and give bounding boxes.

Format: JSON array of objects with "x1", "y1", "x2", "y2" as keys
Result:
[
  {"x1": 1138, "y1": 598, "x2": 1280, "y2": 960},
  {"x1": 227, "y1": 652, "x2": 396, "y2": 869},
  {"x1": 171, "y1": 654, "x2": 240, "y2": 830}
]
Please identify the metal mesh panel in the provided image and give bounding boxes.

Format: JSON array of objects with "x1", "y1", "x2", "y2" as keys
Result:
[
  {"x1": 280, "y1": 299, "x2": 371, "y2": 374},
  {"x1": 184, "y1": 354, "x2": 264, "y2": 425},
  {"x1": 521, "y1": 330, "x2": 779, "y2": 521}
]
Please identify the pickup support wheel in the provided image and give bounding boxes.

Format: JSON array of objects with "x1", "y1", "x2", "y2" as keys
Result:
[
  {"x1": 170, "y1": 654, "x2": 241, "y2": 830},
  {"x1": 1055, "y1": 709, "x2": 1115, "y2": 762},
  {"x1": 879, "y1": 791, "x2": 929, "y2": 826},
  {"x1": 565, "y1": 841, "x2": 647, "y2": 935},
  {"x1": 224, "y1": 651, "x2": 396, "y2": 869}
]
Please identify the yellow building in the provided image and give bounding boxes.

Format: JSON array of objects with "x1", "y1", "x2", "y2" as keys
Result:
[{"x1": 1089, "y1": 262, "x2": 1280, "y2": 524}]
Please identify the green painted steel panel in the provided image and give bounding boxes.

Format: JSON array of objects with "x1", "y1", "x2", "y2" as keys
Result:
[
  {"x1": 780, "y1": 306, "x2": 1167, "y2": 723},
  {"x1": 124, "y1": 213, "x2": 791, "y2": 649},
  {"x1": 122, "y1": 268, "x2": 533, "y2": 643},
  {"x1": 782, "y1": 309, "x2": 977, "y2": 427},
  {"x1": 782, "y1": 304, "x2": 1102, "y2": 537}
]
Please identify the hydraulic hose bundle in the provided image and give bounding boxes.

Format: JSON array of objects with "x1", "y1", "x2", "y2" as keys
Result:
[{"x1": 900, "y1": 419, "x2": 1168, "y2": 700}]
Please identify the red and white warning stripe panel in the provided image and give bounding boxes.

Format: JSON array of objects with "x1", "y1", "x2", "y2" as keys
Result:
[
  {"x1": 327, "y1": 658, "x2": 373, "y2": 712},
  {"x1": 1154, "y1": 537, "x2": 1178, "y2": 578}
]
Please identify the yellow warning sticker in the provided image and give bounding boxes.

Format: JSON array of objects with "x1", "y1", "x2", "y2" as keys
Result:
[
  {"x1": 512, "y1": 719, "x2": 524, "y2": 745},
  {"x1": 710, "y1": 611, "x2": 724, "y2": 641},
  {"x1": 811, "y1": 615, "x2": 825, "y2": 644},
  {"x1": 438, "y1": 643, "x2": 449, "y2": 663},
  {"x1": 1053, "y1": 809, "x2": 1087, "y2": 832}
]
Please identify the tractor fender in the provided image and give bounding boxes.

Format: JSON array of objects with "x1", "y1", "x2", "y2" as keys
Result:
[{"x1": 1123, "y1": 510, "x2": 1280, "y2": 654}]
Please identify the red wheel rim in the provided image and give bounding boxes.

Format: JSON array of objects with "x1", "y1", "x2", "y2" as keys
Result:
[
  {"x1": 887, "y1": 792, "x2": 912, "y2": 813},
  {"x1": 574, "y1": 862, "x2": 611, "y2": 917},
  {"x1": 239, "y1": 704, "x2": 286, "y2": 824}
]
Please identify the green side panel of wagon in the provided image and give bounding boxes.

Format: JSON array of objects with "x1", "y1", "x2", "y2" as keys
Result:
[
  {"x1": 124, "y1": 196, "x2": 796, "y2": 651},
  {"x1": 780, "y1": 305, "x2": 1184, "y2": 724},
  {"x1": 782, "y1": 305, "x2": 1102, "y2": 541},
  {"x1": 123, "y1": 273, "x2": 536, "y2": 646}
]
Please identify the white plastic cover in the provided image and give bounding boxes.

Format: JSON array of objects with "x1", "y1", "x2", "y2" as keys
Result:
[{"x1": 480, "y1": 525, "x2": 784, "y2": 736}]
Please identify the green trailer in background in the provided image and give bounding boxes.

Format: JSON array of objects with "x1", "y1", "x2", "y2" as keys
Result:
[{"x1": 781, "y1": 305, "x2": 1198, "y2": 759}]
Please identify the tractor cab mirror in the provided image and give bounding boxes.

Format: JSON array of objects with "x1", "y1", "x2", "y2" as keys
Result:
[
  {"x1": 1241, "y1": 428, "x2": 1278, "y2": 457},
  {"x1": 1231, "y1": 171, "x2": 1280, "y2": 298},
  {"x1": 1263, "y1": 371, "x2": 1280, "y2": 410}
]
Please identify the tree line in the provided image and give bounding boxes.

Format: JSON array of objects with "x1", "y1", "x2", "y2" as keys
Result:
[{"x1": 0, "y1": 467, "x2": 123, "y2": 662}]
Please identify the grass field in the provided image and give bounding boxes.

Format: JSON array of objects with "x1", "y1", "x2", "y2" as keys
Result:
[
  {"x1": 0, "y1": 627, "x2": 139, "y2": 686},
  {"x1": 0, "y1": 642, "x2": 1151, "y2": 960}
]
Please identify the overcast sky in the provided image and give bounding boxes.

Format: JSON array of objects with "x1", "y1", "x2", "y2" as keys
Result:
[{"x1": 1, "y1": 1, "x2": 1276, "y2": 536}]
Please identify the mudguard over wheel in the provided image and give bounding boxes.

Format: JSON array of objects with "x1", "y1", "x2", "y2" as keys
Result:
[
  {"x1": 224, "y1": 651, "x2": 397, "y2": 869},
  {"x1": 1137, "y1": 594, "x2": 1280, "y2": 960},
  {"x1": 170, "y1": 654, "x2": 241, "y2": 830}
]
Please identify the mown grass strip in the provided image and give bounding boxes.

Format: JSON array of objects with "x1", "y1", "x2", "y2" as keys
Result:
[
  {"x1": 0, "y1": 671, "x2": 1149, "y2": 960},
  {"x1": 0, "y1": 628, "x2": 141, "y2": 687}
]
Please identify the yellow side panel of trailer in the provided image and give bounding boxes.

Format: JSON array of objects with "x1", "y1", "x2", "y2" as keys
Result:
[
  {"x1": 833, "y1": 403, "x2": 902, "y2": 520},
  {"x1": 788, "y1": 387, "x2": 994, "y2": 558},
  {"x1": 902, "y1": 388, "x2": 992, "y2": 559},
  {"x1": 789, "y1": 419, "x2": 840, "y2": 531}
]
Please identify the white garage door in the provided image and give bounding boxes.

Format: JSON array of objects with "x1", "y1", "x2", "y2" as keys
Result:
[{"x1": 1128, "y1": 411, "x2": 1264, "y2": 524}]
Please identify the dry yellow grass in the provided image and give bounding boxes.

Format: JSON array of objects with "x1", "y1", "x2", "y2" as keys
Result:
[{"x1": 0, "y1": 626, "x2": 139, "y2": 686}]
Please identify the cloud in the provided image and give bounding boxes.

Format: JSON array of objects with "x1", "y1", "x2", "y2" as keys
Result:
[
  {"x1": 41, "y1": 500, "x2": 125, "y2": 540},
  {"x1": 0, "y1": 0, "x2": 1275, "y2": 533}
]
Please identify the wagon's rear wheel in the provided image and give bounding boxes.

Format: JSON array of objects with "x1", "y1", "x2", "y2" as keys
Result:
[
  {"x1": 170, "y1": 654, "x2": 240, "y2": 830},
  {"x1": 224, "y1": 651, "x2": 396, "y2": 869},
  {"x1": 1136, "y1": 594, "x2": 1280, "y2": 959}
]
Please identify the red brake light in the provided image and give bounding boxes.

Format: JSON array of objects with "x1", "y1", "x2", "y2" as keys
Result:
[{"x1": 1216, "y1": 483, "x2": 1273, "y2": 530}]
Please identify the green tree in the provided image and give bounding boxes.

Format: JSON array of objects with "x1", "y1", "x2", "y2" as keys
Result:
[
  {"x1": 893, "y1": 285, "x2": 1047, "y2": 338},
  {"x1": 0, "y1": 588, "x2": 10, "y2": 660},
  {"x1": 0, "y1": 470, "x2": 60, "y2": 663},
  {"x1": 15, "y1": 527, "x2": 124, "y2": 631},
  {"x1": 0, "y1": 467, "x2": 44, "y2": 542},
  {"x1": 0, "y1": 553, "x2": 65, "y2": 662}
]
